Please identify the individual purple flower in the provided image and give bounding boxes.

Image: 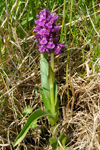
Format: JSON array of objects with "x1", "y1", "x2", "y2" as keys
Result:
[
  {"x1": 46, "y1": 22, "x2": 52, "y2": 29},
  {"x1": 39, "y1": 45, "x2": 46, "y2": 52},
  {"x1": 39, "y1": 29, "x2": 50, "y2": 36},
  {"x1": 52, "y1": 25, "x2": 60, "y2": 34},
  {"x1": 34, "y1": 25, "x2": 41, "y2": 32},
  {"x1": 47, "y1": 42, "x2": 55, "y2": 49},
  {"x1": 34, "y1": 8, "x2": 64, "y2": 54},
  {"x1": 34, "y1": 33, "x2": 41, "y2": 39},
  {"x1": 55, "y1": 43, "x2": 64, "y2": 54},
  {"x1": 39, "y1": 38, "x2": 47, "y2": 45}
]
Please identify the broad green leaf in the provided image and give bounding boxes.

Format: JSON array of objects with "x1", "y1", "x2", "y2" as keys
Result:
[
  {"x1": 13, "y1": 109, "x2": 51, "y2": 147},
  {"x1": 40, "y1": 54, "x2": 49, "y2": 89},
  {"x1": 40, "y1": 54, "x2": 58, "y2": 125},
  {"x1": 40, "y1": 87, "x2": 51, "y2": 112},
  {"x1": 40, "y1": 54, "x2": 51, "y2": 109},
  {"x1": 40, "y1": 54, "x2": 58, "y2": 117}
]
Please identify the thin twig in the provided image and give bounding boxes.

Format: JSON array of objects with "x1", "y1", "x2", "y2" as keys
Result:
[{"x1": 0, "y1": 144, "x2": 10, "y2": 146}]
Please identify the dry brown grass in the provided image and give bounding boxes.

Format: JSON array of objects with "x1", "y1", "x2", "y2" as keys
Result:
[
  {"x1": 0, "y1": 1, "x2": 100, "y2": 150},
  {"x1": 0, "y1": 31, "x2": 100, "y2": 149}
]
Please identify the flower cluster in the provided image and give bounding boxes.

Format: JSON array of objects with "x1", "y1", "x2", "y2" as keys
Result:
[{"x1": 34, "y1": 8, "x2": 64, "y2": 54}]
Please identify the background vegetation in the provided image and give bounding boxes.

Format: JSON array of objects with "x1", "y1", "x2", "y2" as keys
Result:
[{"x1": 0, "y1": 0, "x2": 100, "y2": 149}]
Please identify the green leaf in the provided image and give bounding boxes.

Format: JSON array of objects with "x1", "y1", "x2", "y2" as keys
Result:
[
  {"x1": 59, "y1": 133, "x2": 67, "y2": 147},
  {"x1": 49, "y1": 134, "x2": 67, "y2": 150},
  {"x1": 49, "y1": 137, "x2": 57, "y2": 150},
  {"x1": 48, "y1": 65, "x2": 55, "y2": 88},
  {"x1": 30, "y1": 120, "x2": 37, "y2": 129},
  {"x1": 40, "y1": 54, "x2": 51, "y2": 110},
  {"x1": 40, "y1": 54, "x2": 58, "y2": 118},
  {"x1": 23, "y1": 105, "x2": 33, "y2": 116},
  {"x1": 41, "y1": 53, "x2": 58, "y2": 109},
  {"x1": 40, "y1": 54, "x2": 58, "y2": 125},
  {"x1": 54, "y1": 81, "x2": 58, "y2": 114},
  {"x1": 40, "y1": 87, "x2": 51, "y2": 112},
  {"x1": 13, "y1": 109, "x2": 51, "y2": 147},
  {"x1": 48, "y1": 64, "x2": 58, "y2": 110},
  {"x1": 40, "y1": 54, "x2": 49, "y2": 89}
]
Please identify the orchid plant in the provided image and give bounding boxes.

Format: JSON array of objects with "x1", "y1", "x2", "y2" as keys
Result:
[{"x1": 13, "y1": 9, "x2": 66, "y2": 149}]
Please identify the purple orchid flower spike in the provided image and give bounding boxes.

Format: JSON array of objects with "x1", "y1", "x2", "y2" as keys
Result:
[{"x1": 34, "y1": 8, "x2": 64, "y2": 54}]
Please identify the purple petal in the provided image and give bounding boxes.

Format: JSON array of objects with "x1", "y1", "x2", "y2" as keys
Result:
[
  {"x1": 50, "y1": 13, "x2": 56, "y2": 17},
  {"x1": 47, "y1": 42, "x2": 55, "y2": 49},
  {"x1": 49, "y1": 37, "x2": 53, "y2": 42},
  {"x1": 34, "y1": 25, "x2": 41, "y2": 32},
  {"x1": 39, "y1": 38, "x2": 47, "y2": 45},
  {"x1": 55, "y1": 45, "x2": 61, "y2": 54},
  {"x1": 52, "y1": 25, "x2": 60, "y2": 34},
  {"x1": 46, "y1": 22, "x2": 52, "y2": 29},
  {"x1": 39, "y1": 45, "x2": 46, "y2": 52},
  {"x1": 39, "y1": 8, "x2": 49, "y2": 18},
  {"x1": 35, "y1": 20, "x2": 39, "y2": 24},
  {"x1": 37, "y1": 43, "x2": 41, "y2": 46},
  {"x1": 38, "y1": 21, "x2": 45, "y2": 26},
  {"x1": 54, "y1": 25, "x2": 60, "y2": 32},
  {"x1": 46, "y1": 49, "x2": 49, "y2": 52},
  {"x1": 39, "y1": 29, "x2": 50, "y2": 36},
  {"x1": 36, "y1": 14, "x2": 40, "y2": 18},
  {"x1": 49, "y1": 17, "x2": 58, "y2": 24},
  {"x1": 52, "y1": 15, "x2": 58, "y2": 22},
  {"x1": 34, "y1": 33, "x2": 41, "y2": 38},
  {"x1": 55, "y1": 43, "x2": 64, "y2": 54}
]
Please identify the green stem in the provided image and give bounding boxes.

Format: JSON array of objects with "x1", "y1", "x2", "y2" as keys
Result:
[
  {"x1": 50, "y1": 84, "x2": 55, "y2": 114},
  {"x1": 51, "y1": 52, "x2": 54, "y2": 71},
  {"x1": 50, "y1": 52, "x2": 55, "y2": 115}
]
